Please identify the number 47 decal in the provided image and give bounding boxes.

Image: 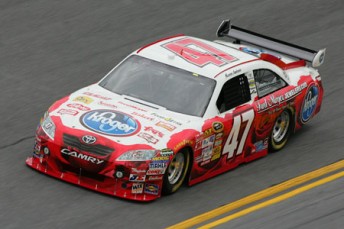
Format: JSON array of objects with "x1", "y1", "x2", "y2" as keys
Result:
[{"x1": 222, "y1": 109, "x2": 255, "y2": 159}]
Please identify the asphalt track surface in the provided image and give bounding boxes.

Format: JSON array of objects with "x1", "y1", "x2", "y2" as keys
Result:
[{"x1": 1, "y1": 0, "x2": 343, "y2": 228}]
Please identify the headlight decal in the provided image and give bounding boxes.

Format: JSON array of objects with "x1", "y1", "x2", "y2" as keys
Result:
[
  {"x1": 116, "y1": 150, "x2": 157, "y2": 161},
  {"x1": 41, "y1": 114, "x2": 56, "y2": 140}
]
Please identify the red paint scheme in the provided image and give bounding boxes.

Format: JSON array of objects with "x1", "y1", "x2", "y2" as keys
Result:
[{"x1": 26, "y1": 35, "x2": 324, "y2": 201}]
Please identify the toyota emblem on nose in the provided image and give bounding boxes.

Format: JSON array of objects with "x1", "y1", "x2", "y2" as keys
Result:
[{"x1": 82, "y1": 135, "x2": 97, "y2": 144}]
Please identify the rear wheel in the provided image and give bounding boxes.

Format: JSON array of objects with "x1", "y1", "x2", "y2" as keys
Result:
[
  {"x1": 162, "y1": 148, "x2": 190, "y2": 194},
  {"x1": 270, "y1": 110, "x2": 292, "y2": 151}
]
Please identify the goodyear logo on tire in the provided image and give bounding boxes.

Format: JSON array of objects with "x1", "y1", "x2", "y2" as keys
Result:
[
  {"x1": 80, "y1": 109, "x2": 139, "y2": 136},
  {"x1": 301, "y1": 85, "x2": 319, "y2": 123}
]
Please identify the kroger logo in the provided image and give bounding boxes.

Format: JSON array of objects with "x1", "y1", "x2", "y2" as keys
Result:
[
  {"x1": 301, "y1": 85, "x2": 319, "y2": 123},
  {"x1": 80, "y1": 110, "x2": 139, "y2": 136}
]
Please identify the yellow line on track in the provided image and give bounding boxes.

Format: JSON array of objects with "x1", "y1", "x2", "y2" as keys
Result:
[
  {"x1": 200, "y1": 170, "x2": 344, "y2": 228},
  {"x1": 166, "y1": 160, "x2": 344, "y2": 229}
]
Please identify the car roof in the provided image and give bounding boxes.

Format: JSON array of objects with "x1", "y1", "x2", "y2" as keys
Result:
[{"x1": 135, "y1": 35, "x2": 257, "y2": 80}]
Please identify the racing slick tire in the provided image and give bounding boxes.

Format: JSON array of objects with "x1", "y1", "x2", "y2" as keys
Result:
[
  {"x1": 162, "y1": 148, "x2": 190, "y2": 194},
  {"x1": 269, "y1": 109, "x2": 292, "y2": 151}
]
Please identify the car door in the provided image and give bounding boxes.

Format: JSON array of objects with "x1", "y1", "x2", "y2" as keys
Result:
[
  {"x1": 215, "y1": 73, "x2": 256, "y2": 168},
  {"x1": 190, "y1": 72, "x2": 256, "y2": 183}
]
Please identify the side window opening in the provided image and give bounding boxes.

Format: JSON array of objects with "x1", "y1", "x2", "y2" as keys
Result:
[
  {"x1": 253, "y1": 69, "x2": 287, "y2": 98},
  {"x1": 216, "y1": 74, "x2": 251, "y2": 113}
]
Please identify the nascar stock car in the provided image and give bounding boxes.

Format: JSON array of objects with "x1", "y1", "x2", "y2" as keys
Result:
[{"x1": 26, "y1": 20, "x2": 325, "y2": 201}]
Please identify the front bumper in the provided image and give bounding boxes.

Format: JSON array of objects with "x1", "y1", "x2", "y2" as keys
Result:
[{"x1": 26, "y1": 155, "x2": 163, "y2": 202}]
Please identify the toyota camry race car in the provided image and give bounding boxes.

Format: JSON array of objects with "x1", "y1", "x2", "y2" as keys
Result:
[{"x1": 26, "y1": 20, "x2": 325, "y2": 201}]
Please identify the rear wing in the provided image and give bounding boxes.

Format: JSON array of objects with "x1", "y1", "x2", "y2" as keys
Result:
[{"x1": 216, "y1": 20, "x2": 326, "y2": 67}]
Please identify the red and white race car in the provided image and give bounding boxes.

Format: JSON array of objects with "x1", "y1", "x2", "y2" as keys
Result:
[{"x1": 26, "y1": 20, "x2": 325, "y2": 201}]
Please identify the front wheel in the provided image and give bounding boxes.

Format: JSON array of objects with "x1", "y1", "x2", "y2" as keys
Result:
[
  {"x1": 270, "y1": 110, "x2": 292, "y2": 151},
  {"x1": 162, "y1": 148, "x2": 190, "y2": 195}
]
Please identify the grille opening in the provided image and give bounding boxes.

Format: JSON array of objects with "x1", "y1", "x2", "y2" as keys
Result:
[{"x1": 63, "y1": 134, "x2": 114, "y2": 157}]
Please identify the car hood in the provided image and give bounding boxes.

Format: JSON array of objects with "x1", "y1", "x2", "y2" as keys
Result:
[{"x1": 48, "y1": 84, "x2": 199, "y2": 150}]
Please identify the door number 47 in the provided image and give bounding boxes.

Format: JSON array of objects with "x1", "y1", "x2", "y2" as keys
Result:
[{"x1": 222, "y1": 109, "x2": 255, "y2": 159}]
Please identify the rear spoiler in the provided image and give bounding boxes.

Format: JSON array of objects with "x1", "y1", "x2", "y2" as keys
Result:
[{"x1": 216, "y1": 20, "x2": 326, "y2": 67}]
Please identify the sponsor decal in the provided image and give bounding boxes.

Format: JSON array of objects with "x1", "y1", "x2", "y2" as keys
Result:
[
  {"x1": 240, "y1": 47, "x2": 282, "y2": 59},
  {"x1": 215, "y1": 133, "x2": 223, "y2": 139},
  {"x1": 256, "y1": 82, "x2": 307, "y2": 112},
  {"x1": 212, "y1": 122, "x2": 224, "y2": 133},
  {"x1": 160, "y1": 149, "x2": 173, "y2": 156},
  {"x1": 83, "y1": 92, "x2": 111, "y2": 100},
  {"x1": 61, "y1": 148, "x2": 104, "y2": 164},
  {"x1": 58, "y1": 109, "x2": 79, "y2": 116},
  {"x1": 156, "y1": 121, "x2": 176, "y2": 132},
  {"x1": 284, "y1": 82, "x2": 307, "y2": 99},
  {"x1": 149, "y1": 162, "x2": 167, "y2": 169},
  {"x1": 129, "y1": 174, "x2": 146, "y2": 182},
  {"x1": 144, "y1": 183, "x2": 159, "y2": 195},
  {"x1": 132, "y1": 183, "x2": 144, "y2": 194},
  {"x1": 146, "y1": 168, "x2": 166, "y2": 175},
  {"x1": 33, "y1": 140, "x2": 41, "y2": 155},
  {"x1": 254, "y1": 139, "x2": 268, "y2": 152},
  {"x1": 301, "y1": 85, "x2": 319, "y2": 123},
  {"x1": 152, "y1": 156, "x2": 169, "y2": 161},
  {"x1": 248, "y1": 77, "x2": 257, "y2": 94},
  {"x1": 241, "y1": 47, "x2": 262, "y2": 55},
  {"x1": 131, "y1": 168, "x2": 146, "y2": 174},
  {"x1": 98, "y1": 100, "x2": 117, "y2": 109},
  {"x1": 73, "y1": 96, "x2": 94, "y2": 104},
  {"x1": 151, "y1": 113, "x2": 182, "y2": 125},
  {"x1": 195, "y1": 141, "x2": 202, "y2": 150},
  {"x1": 81, "y1": 135, "x2": 97, "y2": 144},
  {"x1": 80, "y1": 110, "x2": 139, "y2": 136},
  {"x1": 256, "y1": 95, "x2": 285, "y2": 112},
  {"x1": 132, "y1": 112, "x2": 154, "y2": 121},
  {"x1": 67, "y1": 103, "x2": 90, "y2": 111},
  {"x1": 202, "y1": 135, "x2": 215, "y2": 148},
  {"x1": 214, "y1": 139, "x2": 222, "y2": 147},
  {"x1": 202, "y1": 145, "x2": 213, "y2": 161},
  {"x1": 118, "y1": 101, "x2": 147, "y2": 112},
  {"x1": 211, "y1": 146, "x2": 222, "y2": 161},
  {"x1": 203, "y1": 128, "x2": 213, "y2": 137},
  {"x1": 144, "y1": 126, "x2": 164, "y2": 138},
  {"x1": 148, "y1": 175, "x2": 163, "y2": 181},
  {"x1": 138, "y1": 132, "x2": 159, "y2": 144},
  {"x1": 174, "y1": 140, "x2": 194, "y2": 152}
]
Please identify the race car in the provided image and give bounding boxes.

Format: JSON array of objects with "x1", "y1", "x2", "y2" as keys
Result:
[{"x1": 26, "y1": 20, "x2": 325, "y2": 201}]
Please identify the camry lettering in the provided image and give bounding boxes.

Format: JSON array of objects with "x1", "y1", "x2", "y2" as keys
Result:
[{"x1": 61, "y1": 148, "x2": 104, "y2": 164}]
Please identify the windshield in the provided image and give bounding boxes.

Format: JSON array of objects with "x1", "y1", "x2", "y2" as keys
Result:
[{"x1": 99, "y1": 55, "x2": 216, "y2": 117}]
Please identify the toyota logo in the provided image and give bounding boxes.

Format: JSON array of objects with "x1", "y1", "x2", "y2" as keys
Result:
[{"x1": 82, "y1": 135, "x2": 97, "y2": 144}]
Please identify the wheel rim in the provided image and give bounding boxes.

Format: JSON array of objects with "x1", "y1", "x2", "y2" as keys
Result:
[
  {"x1": 272, "y1": 111, "x2": 290, "y2": 143},
  {"x1": 167, "y1": 153, "x2": 185, "y2": 185}
]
